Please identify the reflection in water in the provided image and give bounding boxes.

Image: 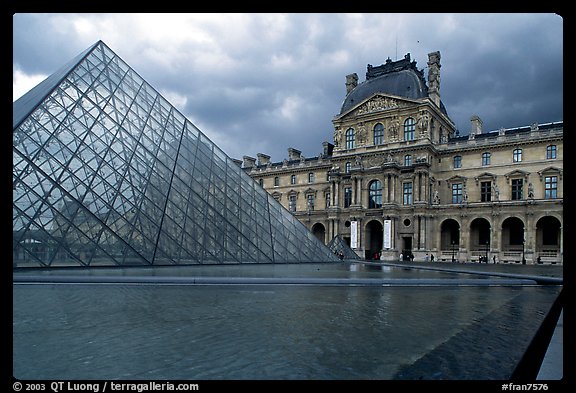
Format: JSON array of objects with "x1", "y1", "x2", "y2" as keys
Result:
[{"x1": 13, "y1": 274, "x2": 560, "y2": 380}]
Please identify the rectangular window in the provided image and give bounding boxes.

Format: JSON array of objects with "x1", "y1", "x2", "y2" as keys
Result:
[
  {"x1": 511, "y1": 179, "x2": 523, "y2": 200},
  {"x1": 325, "y1": 193, "x2": 331, "y2": 208},
  {"x1": 307, "y1": 194, "x2": 315, "y2": 210},
  {"x1": 547, "y1": 145, "x2": 557, "y2": 159},
  {"x1": 482, "y1": 152, "x2": 491, "y2": 166},
  {"x1": 289, "y1": 195, "x2": 296, "y2": 212},
  {"x1": 453, "y1": 155, "x2": 462, "y2": 168},
  {"x1": 403, "y1": 182, "x2": 413, "y2": 205},
  {"x1": 308, "y1": 173, "x2": 315, "y2": 183},
  {"x1": 291, "y1": 174, "x2": 296, "y2": 185},
  {"x1": 545, "y1": 176, "x2": 558, "y2": 198},
  {"x1": 452, "y1": 183, "x2": 463, "y2": 204},
  {"x1": 513, "y1": 149, "x2": 522, "y2": 162},
  {"x1": 344, "y1": 187, "x2": 353, "y2": 208},
  {"x1": 481, "y1": 181, "x2": 492, "y2": 202}
]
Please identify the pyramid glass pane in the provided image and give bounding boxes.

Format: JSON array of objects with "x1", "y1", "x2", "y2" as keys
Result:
[{"x1": 13, "y1": 40, "x2": 338, "y2": 267}]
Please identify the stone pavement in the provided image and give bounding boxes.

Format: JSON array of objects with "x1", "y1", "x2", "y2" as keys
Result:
[{"x1": 537, "y1": 310, "x2": 563, "y2": 380}]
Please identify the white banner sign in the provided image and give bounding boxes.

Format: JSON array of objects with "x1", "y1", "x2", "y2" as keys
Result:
[
  {"x1": 383, "y1": 219, "x2": 391, "y2": 249},
  {"x1": 350, "y1": 221, "x2": 358, "y2": 249}
]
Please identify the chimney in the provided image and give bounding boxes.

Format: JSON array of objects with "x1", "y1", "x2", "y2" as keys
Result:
[
  {"x1": 323, "y1": 141, "x2": 334, "y2": 157},
  {"x1": 345, "y1": 73, "x2": 358, "y2": 94},
  {"x1": 257, "y1": 153, "x2": 271, "y2": 166},
  {"x1": 288, "y1": 147, "x2": 301, "y2": 161},
  {"x1": 242, "y1": 155, "x2": 256, "y2": 169},
  {"x1": 427, "y1": 51, "x2": 441, "y2": 107},
  {"x1": 470, "y1": 115, "x2": 483, "y2": 135}
]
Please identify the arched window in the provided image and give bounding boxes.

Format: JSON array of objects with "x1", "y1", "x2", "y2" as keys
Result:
[
  {"x1": 368, "y1": 180, "x2": 383, "y2": 209},
  {"x1": 345, "y1": 128, "x2": 355, "y2": 149},
  {"x1": 274, "y1": 176, "x2": 280, "y2": 187},
  {"x1": 259, "y1": 179, "x2": 264, "y2": 187},
  {"x1": 290, "y1": 174, "x2": 296, "y2": 185},
  {"x1": 404, "y1": 154, "x2": 412, "y2": 166},
  {"x1": 373, "y1": 123, "x2": 384, "y2": 145},
  {"x1": 404, "y1": 118, "x2": 415, "y2": 141}
]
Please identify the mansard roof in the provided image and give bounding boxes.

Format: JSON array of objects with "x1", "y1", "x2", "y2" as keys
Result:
[{"x1": 339, "y1": 53, "x2": 448, "y2": 116}]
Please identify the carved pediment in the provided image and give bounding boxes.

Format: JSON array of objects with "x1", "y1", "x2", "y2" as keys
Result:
[
  {"x1": 271, "y1": 191, "x2": 282, "y2": 201},
  {"x1": 504, "y1": 169, "x2": 530, "y2": 183},
  {"x1": 537, "y1": 166, "x2": 562, "y2": 180},
  {"x1": 353, "y1": 95, "x2": 402, "y2": 116},
  {"x1": 304, "y1": 187, "x2": 317, "y2": 196},
  {"x1": 474, "y1": 172, "x2": 497, "y2": 185},
  {"x1": 446, "y1": 175, "x2": 467, "y2": 188}
]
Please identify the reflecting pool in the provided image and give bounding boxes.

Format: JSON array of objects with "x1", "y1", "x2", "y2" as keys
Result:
[{"x1": 13, "y1": 262, "x2": 562, "y2": 380}]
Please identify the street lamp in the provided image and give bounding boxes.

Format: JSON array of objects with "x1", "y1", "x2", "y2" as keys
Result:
[
  {"x1": 522, "y1": 238, "x2": 526, "y2": 264},
  {"x1": 451, "y1": 240, "x2": 456, "y2": 263}
]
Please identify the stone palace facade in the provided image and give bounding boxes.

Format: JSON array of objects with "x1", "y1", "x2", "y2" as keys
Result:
[{"x1": 242, "y1": 52, "x2": 563, "y2": 264}]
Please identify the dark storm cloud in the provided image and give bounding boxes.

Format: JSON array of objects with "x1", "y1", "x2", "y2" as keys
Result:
[{"x1": 13, "y1": 13, "x2": 563, "y2": 162}]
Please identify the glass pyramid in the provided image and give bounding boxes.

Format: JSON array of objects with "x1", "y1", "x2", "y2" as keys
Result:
[
  {"x1": 13, "y1": 40, "x2": 338, "y2": 267},
  {"x1": 327, "y1": 235, "x2": 361, "y2": 260}
]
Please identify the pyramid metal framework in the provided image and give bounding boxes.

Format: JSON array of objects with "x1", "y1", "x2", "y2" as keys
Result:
[{"x1": 13, "y1": 40, "x2": 339, "y2": 267}]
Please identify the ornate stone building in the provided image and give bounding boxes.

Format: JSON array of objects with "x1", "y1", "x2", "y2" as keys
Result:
[{"x1": 243, "y1": 52, "x2": 563, "y2": 264}]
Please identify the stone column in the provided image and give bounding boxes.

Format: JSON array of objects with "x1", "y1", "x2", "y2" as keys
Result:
[
  {"x1": 334, "y1": 181, "x2": 340, "y2": 207},
  {"x1": 418, "y1": 173, "x2": 423, "y2": 202},
  {"x1": 358, "y1": 177, "x2": 363, "y2": 206},
  {"x1": 420, "y1": 215, "x2": 426, "y2": 250}
]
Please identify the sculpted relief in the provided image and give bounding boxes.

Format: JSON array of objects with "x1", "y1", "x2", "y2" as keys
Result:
[{"x1": 354, "y1": 96, "x2": 399, "y2": 115}]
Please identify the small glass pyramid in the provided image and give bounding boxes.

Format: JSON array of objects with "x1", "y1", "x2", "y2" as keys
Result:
[
  {"x1": 13, "y1": 40, "x2": 338, "y2": 267},
  {"x1": 327, "y1": 235, "x2": 361, "y2": 260}
]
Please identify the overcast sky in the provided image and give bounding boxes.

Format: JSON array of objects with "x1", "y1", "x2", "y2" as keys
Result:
[{"x1": 13, "y1": 13, "x2": 563, "y2": 162}]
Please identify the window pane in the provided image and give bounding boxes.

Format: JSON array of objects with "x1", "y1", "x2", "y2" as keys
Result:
[
  {"x1": 452, "y1": 183, "x2": 463, "y2": 204},
  {"x1": 481, "y1": 181, "x2": 492, "y2": 202},
  {"x1": 403, "y1": 182, "x2": 412, "y2": 205},
  {"x1": 404, "y1": 118, "x2": 415, "y2": 141},
  {"x1": 545, "y1": 176, "x2": 557, "y2": 198},
  {"x1": 511, "y1": 179, "x2": 523, "y2": 200},
  {"x1": 345, "y1": 128, "x2": 355, "y2": 149},
  {"x1": 369, "y1": 180, "x2": 382, "y2": 208},
  {"x1": 373, "y1": 123, "x2": 384, "y2": 145},
  {"x1": 344, "y1": 187, "x2": 352, "y2": 207}
]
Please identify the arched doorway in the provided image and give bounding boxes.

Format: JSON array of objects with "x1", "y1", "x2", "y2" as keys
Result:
[
  {"x1": 311, "y1": 223, "x2": 326, "y2": 244},
  {"x1": 535, "y1": 216, "x2": 561, "y2": 263},
  {"x1": 501, "y1": 217, "x2": 525, "y2": 263},
  {"x1": 440, "y1": 219, "x2": 460, "y2": 262},
  {"x1": 470, "y1": 218, "x2": 491, "y2": 262},
  {"x1": 365, "y1": 220, "x2": 383, "y2": 260}
]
